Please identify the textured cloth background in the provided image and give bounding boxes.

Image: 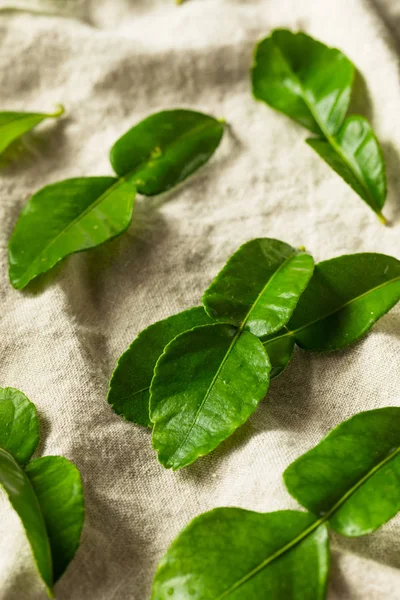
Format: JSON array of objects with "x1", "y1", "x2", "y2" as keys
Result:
[{"x1": 0, "y1": 0, "x2": 400, "y2": 598}]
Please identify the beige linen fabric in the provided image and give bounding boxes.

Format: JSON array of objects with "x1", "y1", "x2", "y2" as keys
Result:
[{"x1": 0, "y1": 0, "x2": 400, "y2": 598}]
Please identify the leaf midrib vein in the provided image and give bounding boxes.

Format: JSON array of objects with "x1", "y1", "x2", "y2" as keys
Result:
[
  {"x1": 166, "y1": 253, "x2": 294, "y2": 464},
  {"x1": 16, "y1": 176, "x2": 130, "y2": 282},
  {"x1": 263, "y1": 274, "x2": 400, "y2": 348},
  {"x1": 16, "y1": 117, "x2": 220, "y2": 285},
  {"x1": 166, "y1": 327, "x2": 241, "y2": 465},
  {"x1": 0, "y1": 447, "x2": 54, "y2": 595},
  {"x1": 216, "y1": 445, "x2": 400, "y2": 598},
  {"x1": 128, "y1": 119, "x2": 221, "y2": 182}
]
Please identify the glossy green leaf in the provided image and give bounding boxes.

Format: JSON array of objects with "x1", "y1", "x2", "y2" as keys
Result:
[
  {"x1": 110, "y1": 109, "x2": 224, "y2": 196},
  {"x1": 252, "y1": 30, "x2": 353, "y2": 135},
  {"x1": 263, "y1": 252, "x2": 400, "y2": 365},
  {"x1": 9, "y1": 176, "x2": 136, "y2": 289},
  {"x1": 288, "y1": 252, "x2": 400, "y2": 351},
  {"x1": 108, "y1": 307, "x2": 213, "y2": 428},
  {"x1": 0, "y1": 390, "x2": 84, "y2": 594},
  {"x1": 0, "y1": 448, "x2": 53, "y2": 594},
  {"x1": 26, "y1": 456, "x2": 85, "y2": 582},
  {"x1": 263, "y1": 333, "x2": 295, "y2": 379},
  {"x1": 0, "y1": 387, "x2": 39, "y2": 465},
  {"x1": 150, "y1": 323, "x2": 270, "y2": 470},
  {"x1": 153, "y1": 408, "x2": 400, "y2": 598},
  {"x1": 0, "y1": 105, "x2": 64, "y2": 155},
  {"x1": 284, "y1": 408, "x2": 400, "y2": 537},
  {"x1": 152, "y1": 508, "x2": 329, "y2": 599},
  {"x1": 203, "y1": 238, "x2": 314, "y2": 337},
  {"x1": 252, "y1": 30, "x2": 387, "y2": 221},
  {"x1": 307, "y1": 116, "x2": 387, "y2": 219}
]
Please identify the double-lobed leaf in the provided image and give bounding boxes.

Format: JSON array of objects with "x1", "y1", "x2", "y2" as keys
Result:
[
  {"x1": 252, "y1": 30, "x2": 387, "y2": 221},
  {"x1": 109, "y1": 239, "x2": 313, "y2": 469},
  {"x1": 0, "y1": 105, "x2": 65, "y2": 156},
  {"x1": 152, "y1": 509, "x2": 329, "y2": 600},
  {"x1": 9, "y1": 109, "x2": 224, "y2": 289},
  {"x1": 108, "y1": 239, "x2": 400, "y2": 470},
  {"x1": 152, "y1": 408, "x2": 400, "y2": 598},
  {"x1": 0, "y1": 388, "x2": 84, "y2": 595},
  {"x1": 263, "y1": 252, "x2": 400, "y2": 376}
]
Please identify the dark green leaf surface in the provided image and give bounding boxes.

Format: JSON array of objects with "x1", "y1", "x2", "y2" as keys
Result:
[
  {"x1": 307, "y1": 116, "x2": 387, "y2": 218},
  {"x1": 152, "y1": 508, "x2": 329, "y2": 599},
  {"x1": 108, "y1": 307, "x2": 213, "y2": 427},
  {"x1": 26, "y1": 456, "x2": 84, "y2": 581},
  {"x1": 152, "y1": 408, "x2": 400, "y2": 597},
  {"x1": 252, "y1": 30, "x2": 387, "y2": 220},
  {"x1": 150, "y1": 323, "x2": 270, "y2": 469},
  {"x1": 110, "y1": 109, "x2": 224, "y2": 195},
  {"x1": 263, "y1": 253, "x2": 400, "y2": 359},
  {"x1": 252, "y1": 30, "x2": 353, "y2": 135},
  {"x1": 9, "y1": 176, "x2": 136, "y2": 289},
  {"x1": 0, "y1": 448, "x2": 53, "y2": 594},
  {"x1": 0, "y1": 387, "x2": 39, "y2": 465},
  {"x1": 284, "y1": 408, "x2": 400, "y2": 537},
  {"x1": 288, "y1": 253, "x2": 400, "y2": 351},
  {"x1": 0, "y1": 105, "x2": 64, "y2": 155},
  {"x1": 203, "y1": 239, "x2": 314, "y2": 337},
  {"x1": 263, "y1": 334, "x2": 295, "y2": 379}
]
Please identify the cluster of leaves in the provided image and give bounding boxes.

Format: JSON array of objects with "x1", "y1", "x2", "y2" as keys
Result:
[
  {"x1": 8, "y1": 109, "x2": 224, "y2": 290},
  {"x1": 108, "y1": 237, "x2": 400, "y2": 470},
  {"x1": 0, "y1": 105, "x2": 65, "y2": 159},
  {"x1": 151, "y1": 407, "x2": 400, "y2": 599},
  {"x1": 252, "y1": 30, "x2": 388, "y2": 223},
  {"x1": 0, "y1": 387, "x2": 84, "y2": 597}
]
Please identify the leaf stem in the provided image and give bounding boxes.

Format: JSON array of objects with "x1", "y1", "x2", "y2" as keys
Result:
[{"x1": 377, "y1": 211, "x2": 388, "y2": 226}]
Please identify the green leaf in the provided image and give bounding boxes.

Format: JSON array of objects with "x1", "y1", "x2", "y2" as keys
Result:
[
  {"x1": 150, "y1": 323, "x2": 270, "y2": 470},
  {"x1": 288, "y1": 252, "x2": 400, "y2": 351},
  {"x1": 152, "y1": 408, "x2": 400, "y2": 597},
  {"x1": 284, "y1": 408, "x2": 400, "y2": 537},
  {"x1": 263, "y1": 252, "x2": 400, "y2": 365},
  {"x1": 151, "y1": 508, "x2": 329, "y2": 599},
  {"x1": 203, "y1": 239, "x2": 314, "y2": 337},
  {"x1": 9, "y1": 176, "x2": 136, "y2": 289},
  {"x1": 110, "y1": 109, "x2": 224, "y2": 196},
  {"x1": 0, "y1": 448, "x2": 53, "y2": 595},
  {"x1": 0, "y1": 105, "x2": 64, "y2": 155},
  {"x1": 252, "y1": 30, "x2": 387, "y2": 221},
  {"x1": 263, "y1": 334, "x2": 295, "y2": 379},
  {"x1": 0, "y1": 387, "x2": 39, "y2": 465},
  {"x1": 307, "y1": 116, "x2": 387, "y2": 219},
  {"x1": 107, "y1": 307, "x2": 213, "y2": 428},
  {"x1": 252, "y1": 30, "x2": 353, "y2": 135},
  {"x1": 26, "y1": 456, "x2": 85, "y2": 582}
]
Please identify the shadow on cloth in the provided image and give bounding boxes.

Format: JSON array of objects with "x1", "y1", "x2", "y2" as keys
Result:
[{"x1": 0, "y1": 117, "x2": 70, "y2": 178}]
